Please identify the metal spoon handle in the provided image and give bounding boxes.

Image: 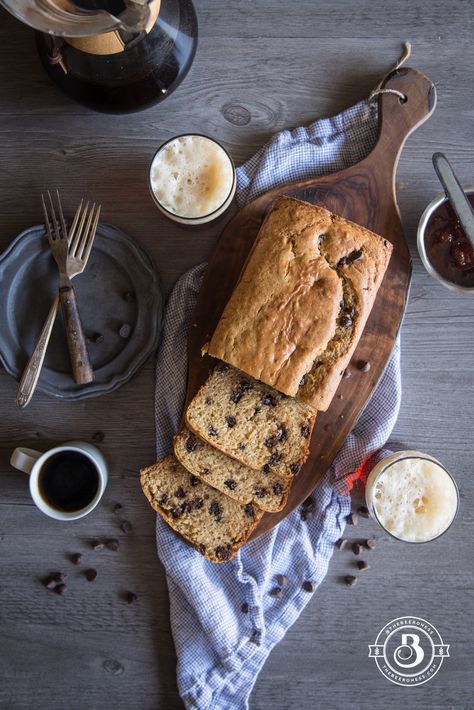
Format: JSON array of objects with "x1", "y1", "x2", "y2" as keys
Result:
[{"x1": 432, "y1": 152, "x2": 474, "y2": 249}]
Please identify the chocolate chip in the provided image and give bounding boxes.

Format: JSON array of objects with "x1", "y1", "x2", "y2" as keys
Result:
[
  {"x1": 254, "y1": 486, "x2": 268, "y2": 498},
  {"x1": 215, "y1": 545, "x2": 232, "y2": 561},
  {"x1": 358, "y1": 360, "x2": 371, "y2": 372},
  {"x1": 170, "y1": 507, "x2": 183, "y2": 519},
  {"x1": 55, "y1": 583, "x2": 67, "y2": 595},
  {"x1": 253, "y1": 407, "x2": 261, "y2": 416},
  {"x1": 123, "y1": 291, "x2": 135, "y2": 302},
  {"x1": 290, "y1": 463, "x2": 301, "y2": 475},
  {"x1": 174, "y1": 486, "x2": 186, "y2": 499},
  {"x1": 339, "y1": 315, "x2": 353, "y2": 328},
  {"x1": 84, "y1": 569, "x2": 97, "y2": 582},
  {"x1": 238, "y1": 442, "x2": 246, "y2": 450},
  {"x1": 106, "y1": 539, "x2": 120, "y2": 551},
  {"x1": 185, "y1": 434, "x2": 198, "y2": 452},
  {"x1": 338, "y1": 249, "x2": 363, "y2": 267},
  {"x1": 190, "y1": 475, "x2": 200, "y2": 487},
  {"x1": 335, "y1": 537, "x2": 348, "y2": 550},
  {"x1": 358, "y1": 505, "x2": 370, "y2": 518},
  {"x1": 344, "y1": 575, "x2": 357, "y2": 587},
  {"x1": 343, "y1": 369, "x2": 351, "y2": 378},
  {"x1": 268, "y1": 451, "x2": 282, "y2": 467},
  {"x1": 269, "y1": 586, "x2": 282, "y2": 597},
  {"x1": 92, "y1": 332, "x2": 104, "y2": 344},
  {"x1": 230, "y1": 390, "x2": 243, "y2": 404},
  {"x1": 272, "y1": 482, "x2": 283, "y2": 495},
  {"x1": 205, "y1": 397, "x2": 213, "y2": 405},
  {"x1": 265, "y1": 426, "x2": 286, "y2": 447},
  {"x1": 226, "y1": 415, "x2": 237, "y2": 428},
  {"x1": 125, "y1": 591, "x2": 137, "y2": 604},
  {"x1": 208, "y1": 425, "x2": 218, "y2": 437},
  {"x1": 216, "y1": 362, "x2": 230, "y2": 373},
  {"x1": 224, "y1": 479, "x2": 237, "y2": 491},
  {"x1": 347, "y1": 512, "x2": 358, "y2": 525},
  {"x1": 302, "y1": 581, "x2": 315, "y2": 593},
  {"x1": 91, "y1": 431, "x2": 104, "y2": 443},
  {"x1": 197, "y1": 543, "x2": 206, "y2": 555},
  {"x1": 209, "y1": 501, "x2": 222, "y2": 520},
  {"x1": 238, "y1": 380, "x2": 253, "y2": 392},
  {"x1": 300, "y1": 423, "x2": 311, "y2": 438},
  {"x1": 357, "y1": 560, "x2": 370, "y2": 571},
  {"x1": 352, "y1": 542, "x2": 362, "y2": 555},
  {"x1": 261, "y1": 393, "x2": 278, "y2": 407},
  {"x1": 91, "y1": 541, "x2": 105, "y2": 551},
  {"x1": 344, "y1": 306, "x2": 356, "y2": 318},
  {"x1": 276, "y1": 574, "x2": 288, "y2": 587},
  {"x1": 200, "y1": 468, "x2": 210, "y2": 475},
  {"x1": 262, "y1": 464, "x2": 270, "y2": 473},
  {"x1": 119, "y1": 323, "x2": 131, "y2": 338},
  {"x1": 70, "y1": 553, "x2": 82, "y2": 565},
  {"x1": 244, "y1": 503, "x2": 255, "y2": 517},
  {"x1": 192, "y1": 497, "x2": 204, "y2": 510},
  {"x1": 365, "y1": 538, "x2": 376, "y2": 550},
  {"x1": 120, "y1": 520, "x2": 133, "y2": 533},
  {"x1": 158, "y1": 493, "x2": 168, "y2": 505},
  {"x1": 112, "y1": 503, "x2": 123, "y2": 512},
  {"x1": 299, "y1": 373, "x2": 308, "y2": 387},
  {"x1": 241, "y1": 602, "x2": 249, "y2": 614}
]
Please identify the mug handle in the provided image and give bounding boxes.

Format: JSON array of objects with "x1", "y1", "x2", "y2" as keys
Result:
[{"x1": 10, "y1": 447, "x2": 42, "y2": 474}]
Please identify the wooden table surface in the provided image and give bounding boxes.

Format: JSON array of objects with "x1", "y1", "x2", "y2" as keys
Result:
[{"x1": 0, "y1": 2, "x2": 473, "y2": 708}]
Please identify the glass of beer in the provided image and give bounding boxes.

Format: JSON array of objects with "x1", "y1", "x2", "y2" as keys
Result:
[
  {"x1": 365, "y1": 451, "x2": 459, "y2": 543},
  {"x1": 149, "y1": 134, "x2": 236, "y2": 225}
]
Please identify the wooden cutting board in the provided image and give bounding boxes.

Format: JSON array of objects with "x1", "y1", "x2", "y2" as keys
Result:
[{"x1": 186, "y1": 67, "x2": 436, "y2": 539}]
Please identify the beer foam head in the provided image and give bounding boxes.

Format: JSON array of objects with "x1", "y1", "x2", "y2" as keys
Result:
[
  {"x1": 371, "y1": 457, "x2": 458, "y2": 542},
  {"x1": 150, "y1": 135, "x2": 234, "y2": 219}
]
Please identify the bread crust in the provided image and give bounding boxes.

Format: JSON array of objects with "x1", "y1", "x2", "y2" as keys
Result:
[{"x1": 207, "y1": 196, "x2": 393, "y2": 411}]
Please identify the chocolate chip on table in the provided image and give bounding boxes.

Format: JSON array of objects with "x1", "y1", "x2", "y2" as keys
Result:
[
  {"x1": 335, "y1": 537, "x2": 348, "y2": 550},
  {"x1": 358, "y1": 360, "x2": 371, "y2": 372},
  {"x1": 70, "y1": 553, "x2": 82, "y2": 565},
  {"x1": 44, "y1": 576, "x2": 58, "y2": 590},
  {"x1": 358, "y1": 505, "x2": 370, "y2": 518},
  {"x1": 120, "y1": 520, "x2": 133, "y2": 534},
  {"x1": 92, "y1": 431, "x2": 105, "y2": 443},
  {"x1": 342, "y1": 369, "x2": 351, "y2": 379},
  {"x1": 269, "y1": 586, "x2": 282, "y2": 598},
  {"x1": 55, "y1": 583, "x2": 67, "y2": 595},
  {"x1": 241, "y1": 602, "x2": 249, "y2": 614},
  {"x1": 112, "y1": 503, "x2": 123, "y2": 513},
  {"x1": 91, "y1": 540, "x2": 105, "y2": 551},
  {"x1": 84, "y1": 569, "x2": 97, "y2": 582},
  {"x1": 119, "y1": 323, "x2": 131, "y2": 338},
  {"x1": 125, "y1": 591, "x2": 137, "y2": 604},
  {"x1": 224, "y1": 479, "x2": 237, "y2": 491},
  {"x1": 185, "y1": 434, "x2": 198, "y2": 452},
  {"x1": 123, "y1": 291, "x2": 135, "y2": 302},
  {"x1": 276, "y1": 574, "x2": 289, "y2": 587},
  {"x1": 344, "y1": 575, "x2": 357, "y2": 587},
  {"x1": 365, "y1": 538, "x2": 376, "y2": 550},
  {"x1": 106, "y1": 539, "x2": 120, "y2": 551},
  {"x1": 357, "y1": 560, "x2": 370, "y2": 571},
  {"x1": 352, "y1": 542, "x2": 362, "y2": 555},
  {"x1": 226, "y1": 415, "x2": 237, "y2": 428},
  {"x1": 346, "y1": 512, "x2": 358, "y2": 526},
  {"x1": 302, "y1": 581, "x2": 315, "y2": 593}
]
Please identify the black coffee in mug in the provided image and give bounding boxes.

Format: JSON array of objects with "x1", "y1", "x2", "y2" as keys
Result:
[{"x1": 38, "y1": 451, "x2": 99, "y2": 512}]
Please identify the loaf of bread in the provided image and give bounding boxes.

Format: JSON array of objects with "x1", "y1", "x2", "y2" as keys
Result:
[
  {"x1": 140, "y1": 454, "x2": 263, "y2": 562},
  {"x1": 174, "y1": 427, "x2": 291, "y2": 512},
  {"x1": 206, "y1": 196, "x2": 393, "y2": 411},
  {"x1": 185, "y1": 363, "x2": 315, "y2": 476}
]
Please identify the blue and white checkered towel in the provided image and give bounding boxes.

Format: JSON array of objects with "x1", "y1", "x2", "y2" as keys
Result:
[{"x1": 153, "y1": 100, "x2": 402, "y2": 709}]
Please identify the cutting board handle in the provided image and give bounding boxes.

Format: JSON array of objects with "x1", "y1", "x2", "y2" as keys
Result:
[{"x1": 362, "y1": 67, "x2": 436, "y2": 179}]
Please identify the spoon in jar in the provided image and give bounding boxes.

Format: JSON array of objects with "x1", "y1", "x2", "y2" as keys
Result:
[{"x1": 432, "y1": 152, "x2": 474, "y2": 250}]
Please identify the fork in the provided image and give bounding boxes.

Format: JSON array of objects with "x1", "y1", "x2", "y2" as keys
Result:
[{"x1": 16, "y1": 195, "x2": 101, "y2": 407}]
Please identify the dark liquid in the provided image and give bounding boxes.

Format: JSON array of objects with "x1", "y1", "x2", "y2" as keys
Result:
[
  {"x1": 425, "y1": 196, "x2": 474, "y2": 288},
  {"x1": 38, "y1": 452, "x2": 99, "y2": 512},
  {"x1": 35, "y1": 0, "x2": 198, "y2": 114}
]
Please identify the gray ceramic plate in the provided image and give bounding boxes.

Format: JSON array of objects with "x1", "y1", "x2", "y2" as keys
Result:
[{"x1": 0, "y1": 223, "x2": 162, "y2": 400}]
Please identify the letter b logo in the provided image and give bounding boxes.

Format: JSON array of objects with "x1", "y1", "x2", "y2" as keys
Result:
[{"x1": 394, "y1": 633, "x2": 425, "y2": 668}]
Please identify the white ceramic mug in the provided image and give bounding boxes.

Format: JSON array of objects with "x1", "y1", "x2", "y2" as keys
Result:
[{"x1": 10, "y1": 441, "x2": 108, "y2": 521}]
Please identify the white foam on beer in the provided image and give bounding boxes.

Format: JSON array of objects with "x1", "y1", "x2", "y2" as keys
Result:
[
  {"x1": 150, "y1": 135, "x2": 234, "y2": 218},
  {"x1": 373, "y1": 458, "x2": 458, "y2": 542}
]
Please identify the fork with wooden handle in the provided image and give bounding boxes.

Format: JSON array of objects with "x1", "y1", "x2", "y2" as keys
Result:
[{"x1": 16, "y1": 196, "x2": 101, "y2": 407}]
